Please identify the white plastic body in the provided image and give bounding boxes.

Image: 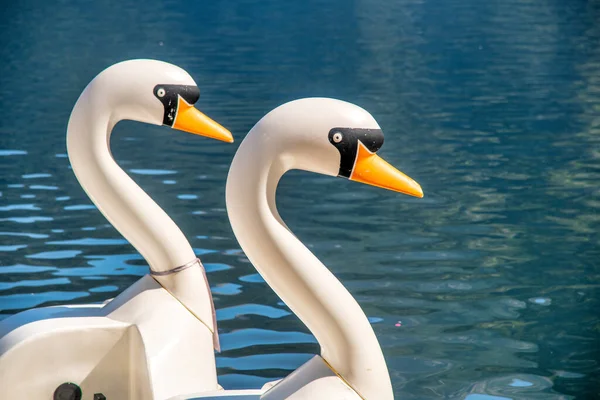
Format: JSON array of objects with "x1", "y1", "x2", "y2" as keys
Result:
[
  {"x1": 170, "y1": 356, "x2": 361, "y2": 400},
  {"x1": 0, "y1": 275, "x2": 218, "y2": 399},
  {"x1": 66, "y1": 60, "x2": 216, "y2": 334},
  {"x1": 225, "y1": 99, "x2": 394, "y2": 400}
]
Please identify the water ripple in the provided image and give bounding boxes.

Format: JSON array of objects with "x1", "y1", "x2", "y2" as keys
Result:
[
  {"x1": 0, "y1": 150, "x2": 27, "y2": 156},
  {"x1": 27, "y1": 250, "x2": 82, "y2": 260},
  {"x1": 217, "y1": 304, "x2": 292, "y2": 321},
  {"x1": 46, "y1": 238, "x2": 127, "y2": 246},
  {"x1": 0, "y1": 204, "x2": 41, "y2": 211}
]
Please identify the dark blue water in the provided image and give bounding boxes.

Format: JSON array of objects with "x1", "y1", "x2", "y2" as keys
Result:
[{"x1": 1, "y1": 1, "x2": 599, "y2": 398}]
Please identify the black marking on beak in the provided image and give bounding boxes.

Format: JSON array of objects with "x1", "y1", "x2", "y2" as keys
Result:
[
  {"x1": 153, "y1": 84, "x2": 200, "y2": 126},
  {"x1": 328, "y1": 127, "x2": 384, "y2": 178}
]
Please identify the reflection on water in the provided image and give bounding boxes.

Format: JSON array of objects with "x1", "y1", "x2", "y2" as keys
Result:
[{"x1": 1, "y1": 0, "x2": 599, "y2": 398}]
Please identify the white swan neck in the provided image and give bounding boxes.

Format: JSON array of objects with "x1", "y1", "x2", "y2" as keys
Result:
[
  {"x1": 66, "y1": 84, "x2": 216, "y2": 334},
  {"x1": 226, "y1": 133, "x2": 394, "y2": 400}
]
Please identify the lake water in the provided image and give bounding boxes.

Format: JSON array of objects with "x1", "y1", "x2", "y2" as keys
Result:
[{"x1": 1, "y1": 0, "x2": 599, "y2": 398}]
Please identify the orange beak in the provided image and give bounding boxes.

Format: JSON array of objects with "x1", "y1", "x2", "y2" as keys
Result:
[
  {"x1": 350, "y1": 142, "x2": 423, "y2": 198},
  {"x1": 172, "y1": 97, "x2": 233, "y2": 143}
]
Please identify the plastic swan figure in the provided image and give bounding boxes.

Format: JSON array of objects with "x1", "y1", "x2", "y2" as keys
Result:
[
  {"x1": 0, "y1": 60, "x2": 233, "y2": 400},
  {"x1": 176, "y1": 98, "x2": 423, "y2": 400}
]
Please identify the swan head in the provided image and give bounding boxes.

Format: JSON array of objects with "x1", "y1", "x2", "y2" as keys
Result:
[
  {"x1": 254, "y1": 97, "x2": 423, "y2": 197},
  {"x1": 90, "y1": 59, "x2": 233, "y2": 143}
]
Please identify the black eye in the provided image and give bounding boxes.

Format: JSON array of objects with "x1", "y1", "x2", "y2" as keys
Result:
[
  {"x1": 154, "y1": 84, "x2": 200, "y2": 126},
  {"x1": 328, "y1": 127, "x2": 385, "y2": 178}
]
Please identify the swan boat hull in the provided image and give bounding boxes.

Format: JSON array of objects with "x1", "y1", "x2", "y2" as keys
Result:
[{"x1": 0, "y1": 275, "x2": 218, "y2": 400}]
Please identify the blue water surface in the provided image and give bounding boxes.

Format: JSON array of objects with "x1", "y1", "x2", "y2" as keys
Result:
[{"x1": 1, "y1": 1, "x2": 599, "y2": 399}]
